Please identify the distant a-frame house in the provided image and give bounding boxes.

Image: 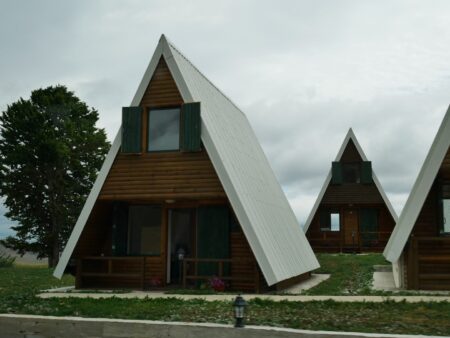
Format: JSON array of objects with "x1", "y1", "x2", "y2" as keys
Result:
[
  {"x1": 384, "y1": 107, "x2": 450, "y2": 290},
  {"x1": 304, "y1": 129, "x2": 397, "y2": 253},
  {"x1": 53, "y1": 35, "x2": 319, "y2": 292}
]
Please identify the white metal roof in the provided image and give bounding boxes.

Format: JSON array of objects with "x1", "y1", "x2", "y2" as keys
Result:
[
  {"x1": 54, "y1": 35, "x2": 319, "y2": 285},
  {"x1": 384, "y1": 106, "x2": 450, "y2": 262},
  {"x1": 303, "y1": 128, "x2": 398, "y2": 232}
]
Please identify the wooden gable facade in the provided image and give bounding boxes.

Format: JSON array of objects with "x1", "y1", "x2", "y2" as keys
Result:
[
  {"x1": 400, "y1": 146, "x2": 450, "y2": 290},
  {"x1": 306, "y1": 139, "x2": 396, "y2": 253},
  {"x1": 70, "y1": 58, "x2": 265, "y2": 292}
]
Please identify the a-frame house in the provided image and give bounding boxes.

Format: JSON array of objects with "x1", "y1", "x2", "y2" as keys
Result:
[
  {"x1": 304, "y1": 129, "x2": 398, "y2": 253},
  {"x1": 384, "y1": 106, "x2": 450, "y2": 290},
  {"x1": 53, "y1": 35, "x2": 319, "y2": 292}
]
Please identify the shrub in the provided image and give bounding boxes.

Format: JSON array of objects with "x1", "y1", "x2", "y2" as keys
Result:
[
  {"x1": 0, "y1": 252, "x2": 15, "y2": 267},
  {"x1": 209, "y1": 277, "x2": 225, "y2": 292},
  {"x1": 149, "y1": 277, "x2": 162, "y2": 287}
]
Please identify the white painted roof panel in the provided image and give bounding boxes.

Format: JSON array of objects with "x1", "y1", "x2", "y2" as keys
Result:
[{"x1": 166, "y1": 37, "x2": 319, "y2": 284}]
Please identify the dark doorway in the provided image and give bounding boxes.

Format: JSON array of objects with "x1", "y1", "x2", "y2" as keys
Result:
[
  {"x1": 167, "y1": 208, "x2": 195, "y2": 284},
  {"x1": 344, "y1": 209, "x2": 359, "y2": 247}
]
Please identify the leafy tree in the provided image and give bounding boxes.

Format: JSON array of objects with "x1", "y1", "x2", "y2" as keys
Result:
[{"x1": 0, "y1": 85, "x2": 110, "y2": 267}]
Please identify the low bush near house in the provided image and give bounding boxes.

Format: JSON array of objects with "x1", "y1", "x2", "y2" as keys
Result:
[
  {"x1": 149, "y1": 277, "x2": 162, "y2": 288},
  {"x1": 209, "y1": 276, "x2": 226, "y2": 292},
  {"x1": 0, "y1": 252, "x2": 15, "y2": 267}
]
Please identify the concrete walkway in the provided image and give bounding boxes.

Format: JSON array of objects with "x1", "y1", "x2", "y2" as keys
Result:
[
  {"x1": 372, "y1": 272, "x2": 397, "y2": 291},
  {"x1": 38, "y1": 291, "x2": 450, "y2": 303},
  {"x1": 2, "y1": 314, "x2": 446, "y2": 338},
  {"x1": 283, "y1": 273, "x2": 330, "y2": 294}
]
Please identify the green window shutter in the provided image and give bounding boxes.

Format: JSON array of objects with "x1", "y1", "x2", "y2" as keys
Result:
[
  {"x1": 360, "y1": 208, "x2": 378, "y2": 245},
  {"x1": 361, "y1": 161, "x2": 373, "y2": 184},
  {"x1": 331, "y1": 162, "x2": 343, "y2": 184},
  {"x1": 112, "y1": 202, "x2": 128, "y2": 256},
  {"x1": 181, "y1": 102, "x2": 201, "y2": 152},
  {"x1": 121, "y1": 106, "x2": 142, "y2": 153},
  {"x1": 197, "y1": 205, "x2": 230, "y2": 276}
]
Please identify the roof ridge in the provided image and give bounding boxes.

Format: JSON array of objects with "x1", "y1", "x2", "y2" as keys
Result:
[{"x1": 166, "y1": 40, "x2": 246, "y2": 117}]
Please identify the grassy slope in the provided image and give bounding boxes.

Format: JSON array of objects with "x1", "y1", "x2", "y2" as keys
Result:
[
  {"x1": 305, "y1": 253, "x2": 388, "y2": 295},
  {"x1": 1, "y1": 256, "x2": 450, "y2": 335}
]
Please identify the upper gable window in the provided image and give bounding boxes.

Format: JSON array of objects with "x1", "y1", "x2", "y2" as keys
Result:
[
  {"x1": 148, "y1": 108, "x2": 180, "y2": 152},
  {"x1": 342, "y1": 163, "x2": 361, "y2": 183}
]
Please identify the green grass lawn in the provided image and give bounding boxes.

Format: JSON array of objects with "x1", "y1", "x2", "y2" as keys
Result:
[
  {"x1": 304, "y1": 253, "x2": 389, "y2": 295},
  {"x1": 1, "y1": 255, "x2": 450, "y2": 336}
]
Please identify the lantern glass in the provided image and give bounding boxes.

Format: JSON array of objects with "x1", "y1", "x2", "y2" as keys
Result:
[
  {"x1": 176, "y1": 247, "x2": 186, "y2": 261},
  {"x1": 234, "y1": 305, "x2": 244, "y2": 318}
]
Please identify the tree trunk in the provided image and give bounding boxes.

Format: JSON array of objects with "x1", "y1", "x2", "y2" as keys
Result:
[
  {"x1": 48, "y1": 171, "x2": 63, "y2": 269},
  {"x1": 48, "y1": 239, "x2": 60, "y2": 268}
]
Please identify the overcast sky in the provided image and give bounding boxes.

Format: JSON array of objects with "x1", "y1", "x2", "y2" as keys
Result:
[{"x1": 1, "y1": 1, "x2": 450, "y2": 237}]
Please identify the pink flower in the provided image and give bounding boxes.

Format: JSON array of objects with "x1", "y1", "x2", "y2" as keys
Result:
[{"x1": 209, "y1": 276, "x2": 225, "y2": 292}]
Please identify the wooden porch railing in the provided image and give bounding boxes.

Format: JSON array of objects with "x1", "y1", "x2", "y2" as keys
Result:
[
  {"x1": 182, "y1": 258, "x2": 259, "y2": 291},
  {"x1": 359, "y1": 231, "x2": 390, "y2": 249},
  {"x1": 309, "y1": 230, "x2": 391, "y2": 252},
  {"x1": 76, "y1": 256, "x2": 146, "y2": 289}
]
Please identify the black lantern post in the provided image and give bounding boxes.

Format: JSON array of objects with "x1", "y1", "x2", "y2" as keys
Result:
[
  {"x1": 176, "y1": 247, "x2": 186, "y2": 284},
  {"x1": 233, "y1": 294, "x2": 248, "y2": 328}
]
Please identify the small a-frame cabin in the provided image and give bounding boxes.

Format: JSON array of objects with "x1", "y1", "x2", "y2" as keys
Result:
[
  {"x1": 384, "y1": 106, "x2": 450, "y2": 290},
  {"x1": 53, "y1": 35, "x2": 319, "y2": 292},
  {"x1": 304, "y1": 129, "x2": 398, "y2": 253}
]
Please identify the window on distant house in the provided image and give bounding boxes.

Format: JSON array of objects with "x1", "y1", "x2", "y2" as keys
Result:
[
  {"x1": 148, "y1": 108, "x2": 180, "y2": 151},
  {"x1": 320, "y1": 210, "x2": 341, "y2": 232},
  {"x1": 330, "y1": 213, "x2": 341, "y2": 231},
  {"x1": 442, "y1": 184, "x2": 450, "y2": 235},
  {"x1": 342, "y1": 163, "x2": 361, "y2": 183}
]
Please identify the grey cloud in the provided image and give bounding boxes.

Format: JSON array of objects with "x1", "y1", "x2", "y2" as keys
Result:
[
  {"x1": 0, "y1": 201, "x2": 14, "y2": 239},
  {"x1": 1, "y1": 0, "x2": 450, "y2": 231}
]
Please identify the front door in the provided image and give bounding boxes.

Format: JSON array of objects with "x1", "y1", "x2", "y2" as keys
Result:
[
  {"x1": 343, "y1": 209, "x2": 359, "y2": 247},
  {"x1": 167, "y1": 209, "x2": 195, "y2": 284}
]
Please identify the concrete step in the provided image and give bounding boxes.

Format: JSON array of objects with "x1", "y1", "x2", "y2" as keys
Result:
[{"x1": 373, "y1": 265, "x2": 391, "y2": 272}]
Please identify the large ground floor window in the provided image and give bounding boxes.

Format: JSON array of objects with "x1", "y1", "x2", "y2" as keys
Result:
[{"x1": 128, "y1": 205, "x2": 162, "y2": 255}]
